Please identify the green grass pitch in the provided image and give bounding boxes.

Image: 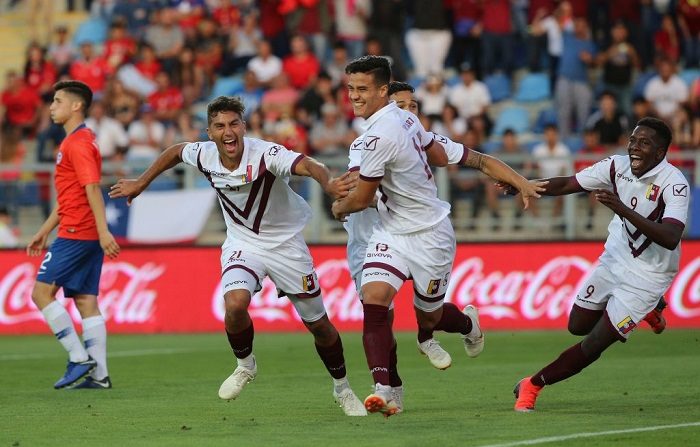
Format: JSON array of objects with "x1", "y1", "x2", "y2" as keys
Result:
[{"x1": 1, "y1": 330, "x2": 699, "y2": 447}]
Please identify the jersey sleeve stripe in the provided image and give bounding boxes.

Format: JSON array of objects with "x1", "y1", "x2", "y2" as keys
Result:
[
  {"x1": 348, "y1": 166, "x2": 360, "y2": 172},
  {"x1": 423, "y1": 139, "x2": 435, "y2": 151},
  {"x1": 609, "y1": 159, "x2": 619, "y2": 196},
  {"x1": 290, "y1": 153, "x2": 305, "y2": 175},
  {"x1": 459, "y1": 144, "x2": 469, "y2": 164},
  {"x1": 359, "y1": 174, "x2": 383, "y2": 181},
  {"x1": 362, "y1": 262, "x2": 408, "y2": 281}
]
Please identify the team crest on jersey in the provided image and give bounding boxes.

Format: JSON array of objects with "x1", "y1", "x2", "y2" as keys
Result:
[
  {"x1": 426, "y1": 279, "x2": 441, "y2": 295},
  {"x1": 302, "y1": 273, "x2": 317, "y2": 292},
  {"x1": 364, "y1": 136, "x2": 380, "y2": 151},
  {"x1": 240, "y1": 164, "x2": 253, "y2": 183},
  {"x1": 645, "y1": 184, "x2": 660, "y2": 201},
  {"x1": 268, "y1": 145, "x2": 281, "y2": 156},
  {"x1": 56, "y1": 152, "x2": 63, "y2": 165},
  {"x1": 673, "y1": 184, "x2": 688, "y2": 197},
  {"x1": 616, "y1": 316, "x2": 636, "y2": 335}
]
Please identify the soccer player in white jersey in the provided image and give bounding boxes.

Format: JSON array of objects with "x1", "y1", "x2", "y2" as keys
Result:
[
  {"x1": 509, "y1": 117, "x2": 690, "y2": 412},
  {"x1": 386, "y1": 81, "x2": 546, "y2": 371},
  {"x1": 109, "y1": 96, "x2": 366, "y2": 416},
  {"x1": 332, "y1": 56, "x2": 543, "y2": 417}
]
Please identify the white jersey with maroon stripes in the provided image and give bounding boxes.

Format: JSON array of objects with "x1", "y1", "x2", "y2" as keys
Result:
[
  {"x1": 181, "y1": 138, "x2": 311, "y2": 250},
  {"x1": 358, "y1": 102, "x2": 451, "y2": 234},
  {"x1": 343, "y1": 125, "x2": 465, "y2": 281},
  {"x1": 575, "y1": 154, "x2": 690, "y2": 286}
]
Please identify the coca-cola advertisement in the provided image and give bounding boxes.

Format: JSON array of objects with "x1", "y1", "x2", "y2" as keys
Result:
[{"x1": 1, "y1": 242, "x2": 699, "y2": 334}]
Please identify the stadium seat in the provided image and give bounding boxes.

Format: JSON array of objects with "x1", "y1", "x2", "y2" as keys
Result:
[
  {"x1": 484, "y1": 73, "x2": 511, "y2": 102},
  {"x1": 492, "y1": 106, "x2": 530, "y2": 136},
  {"x1": 72, "y1": 18, "x2": 108, "y2": 45},
  {"x1": 680, "y1": 68, "x2": 700, "y2": 87},
  {"x1": 481, "y1": 140, "x2": 501, "y2": 154},
  {"x1": 632, "y1": 70, "x2": 657, "y2": 98},
  {"x1": 533, "y1": 107, "x2": 557, "y2": 133},
  {"x1": 407, "y1": 76, "x2": 425, "y2": 89},
  {"x1": 209, "y1": 76, "x2": 244, "y2": 100},
  {"x1": 514, "y1": 73, "x2": 550, "y2": 102}
]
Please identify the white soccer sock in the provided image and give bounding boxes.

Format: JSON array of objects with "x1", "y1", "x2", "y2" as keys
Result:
[
  {"x1": 82, "y1": 315, "x2": 108, "y2": 380},
  {"x1": 332, "y1": 377, "x2": 350, "y2": 394},
  {"x1": 41, "y1": 300, "x2": 88, "y2": 363},
  {"x1": 237, "y1": 353, "x2": 256, "y2": 370}
]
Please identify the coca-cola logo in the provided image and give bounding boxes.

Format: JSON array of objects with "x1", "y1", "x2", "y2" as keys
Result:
[
  {"x1": 446, "y1": 256, "x2": 594, "y2": 320},
  {"x1": 0, "y1": 261, "x2": 164, "y2": 325},
  {"x1": 667, "y1": 257, "x2": 700, "y2": 318}
]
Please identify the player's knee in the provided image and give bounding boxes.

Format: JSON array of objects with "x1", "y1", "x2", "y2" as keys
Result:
[
  {"x1": 306, "y1": 316, "x2": 337, "y2": 343},
  {"x1": 223, "y1": 292, "x2": 251, "y2": 316},
  {"x1": 31, "y1": 286, "x2": 52, "y2": 309}
]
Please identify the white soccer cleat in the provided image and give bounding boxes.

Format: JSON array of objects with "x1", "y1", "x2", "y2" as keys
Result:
[
  {"x1": 391, "y1": 386, "x2": 404, "y2": 414},
  {"x1": 333, "y1": 387, "x2": 367, "y2": 416},
  {"x1": 461, "y1": 305, "x2": 485, "y2": 358},
  {"x1": 218, "y1": 359, "x2": 257, "y2": 400},
  {"x1": 364, "y1": 383, "x2": 399, "y2": 417},
  {"x1": 417, "y1": 338, "x2": 452, "y2": 370}
]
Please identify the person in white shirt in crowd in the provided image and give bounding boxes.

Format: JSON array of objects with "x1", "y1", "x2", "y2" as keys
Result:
[
  {"x1": 85, "y1": 100, "x2": 129, "y2": 161},
  {"x1": 247, "y1": 39, "x2": 283, "y2": 89},
  {"x1": 531, "y1": 124, "x2": 572, "y2": 223}
]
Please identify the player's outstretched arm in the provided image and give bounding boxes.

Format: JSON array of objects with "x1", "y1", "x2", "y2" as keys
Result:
[
  {"x1": 26, "y1": 207, "x2": 60, "y2": 256},
  {"x1": 293, "y1": 155, "x2": 356, "y2": 199},
  {"x1": 464, "y1": 150, "x2": 548, "y2": 209},
  {"x1": 594, "y1": 189, "x2": 683, "y2": 250},
  {"x1": 85, "y1": 183, "x2": 120, "y2": 259},
  {"x1": 498, "y1": 176, "x2": 583, "y2": 198},
  {"x1": 109, "y1": 143, "x2": 186, "y2": 204},
  {"x1": 331, "y1": 177, "x2": 379, "y2": 221}
]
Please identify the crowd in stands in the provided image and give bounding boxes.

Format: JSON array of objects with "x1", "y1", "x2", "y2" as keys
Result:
[{"x1": 2, "y1": 0, "x2": 700, "y2": 242}]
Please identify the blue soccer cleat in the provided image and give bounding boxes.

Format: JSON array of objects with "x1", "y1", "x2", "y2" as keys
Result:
[
  {"x1": 54, "y1": 358, "x2": 97, "y2": 389},
  {"x1": 70, "y1": 376, "x2": 112, "y2": 389}
]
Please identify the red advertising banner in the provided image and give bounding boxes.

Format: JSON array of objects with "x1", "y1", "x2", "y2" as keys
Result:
[{"x1": 1, "y1": 242, "x2": 699, "y2": 334}]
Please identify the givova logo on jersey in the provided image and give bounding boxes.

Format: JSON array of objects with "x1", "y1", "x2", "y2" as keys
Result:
[{"x1": 302, "y1": 273, "x2": 317, "y2": 292}]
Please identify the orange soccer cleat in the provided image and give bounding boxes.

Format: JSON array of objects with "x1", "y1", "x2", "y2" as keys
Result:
[{"x1": 513, "y1": 377, "x2": 543, "y2": 412}]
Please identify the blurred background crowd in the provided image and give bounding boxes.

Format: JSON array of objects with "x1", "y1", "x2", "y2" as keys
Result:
[{"x1": 1, "y1": 0, "x2": 700, "y2": 247}]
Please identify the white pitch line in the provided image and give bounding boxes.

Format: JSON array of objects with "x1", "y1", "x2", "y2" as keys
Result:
[
  {"x1": 477, "y1": 422, "x2": 700, "y2": 447},
  {"x1": 0, "y1": 347, "x2": 216, "y2": 361}
]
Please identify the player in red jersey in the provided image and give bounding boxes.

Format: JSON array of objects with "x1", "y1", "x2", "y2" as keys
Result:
[{"x1": 27, "y1": 80, "x2": 120, "y2": 390}]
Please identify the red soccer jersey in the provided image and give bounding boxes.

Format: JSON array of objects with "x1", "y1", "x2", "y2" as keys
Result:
[
  {"x1": 69, "y1": 57, "x2": 112, "y2": 94},
  {"x1": 148, "y1": 87, "x2": 184, "y2": 114},
  {"x1": 1, "y1": 84, "x2": 41, "y2": 126},
  {"x1": 54, "y1": 125, "x2": 102, "y2": 240}
]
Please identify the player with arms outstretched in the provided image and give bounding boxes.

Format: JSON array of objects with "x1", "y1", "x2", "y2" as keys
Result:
[
  {"x1": 109, "y1": 96, "x2": 366, "y2": 416},
  {"x1": 27, "y1": 80, "x2": 120, "y2": 390},
  {"x1": 509, "y1": 117, "x2": 689, "y2": 411},
  {"x1": 332, "y1": 56, "x2": 543, "y2": 416}
]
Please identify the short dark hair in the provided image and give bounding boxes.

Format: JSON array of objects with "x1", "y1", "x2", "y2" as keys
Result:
[
  {"x1": 636, "y1": 116, "x2": 672, "y2": 151},
  {"x1": 207, "y1": 96, "x2": 245, "y2": 124},
  {"x1": 53, "y1": 80, "x2": 92, "y2": 113},
  {"x1": 388, "y1": 81, "x2": 414, "y2": 96},
  {"x1": 345, "y1": 55, "x2": 391, "y2": 87}
]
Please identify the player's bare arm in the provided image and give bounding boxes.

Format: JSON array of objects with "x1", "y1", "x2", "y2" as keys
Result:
[
  {"x1": 109, "y1": 143, "x2": 187, "y2": 204},
  {"x1": 594, "y1": 189, "x2": 684, "y2": 250},
  {"x1": 85, "y1": 183, "x2": 120, "y2": 258},
  {"x1": 331, "y1": 177, "x2": 380, "y2": 221},
  {"x1": 466, "y1": 150, "x2": 548, "y2": 209},
  {"x1": 293, "y1": 156, "x2": 354, "y2": 199},
  {"x1": 26, "y1": 207, "x2": 60, "y2": 256},
  {"x1": 425, "y1": 140, "x2": 448, "y2": 167}
]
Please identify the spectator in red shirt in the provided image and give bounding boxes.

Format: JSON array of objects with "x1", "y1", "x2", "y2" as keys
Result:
[
  {"x1": 678, "y1": 0, "x2": 700, "y2": 67},
  {"x1": 147, "y1": 71, "x2": 184, "y2": 125},
  {"x1": 212, "y1": 0, "x2": 241, "y2": 33},
  {"x1": 654, "y1": 14, "x2": 680, "y2": 64},
  {"x1": 282, "y1": 35, "x2": 320, "y2": 90},
  {"x1": 24, "y1": 43, "x2": 57, "y2": 102},
  {"x1": 481, "y1": 0, "x2": 514, "y2": 76},
  {"x1": 134, "y1": 43, "x2": 162, "y2": 81},
  {"x1": 69, "y1": 42, "x2": 112, "y2": 96},
  {"x1": 104, "y1": 20, "x2": 137, "y2": 70},
  {"x1": 1, "y1": 70, "x2": 41, "y2": 136}
]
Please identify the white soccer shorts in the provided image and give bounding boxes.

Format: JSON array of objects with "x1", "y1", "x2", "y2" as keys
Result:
[{"x1": 360, "y1": 217, "x2": 456, "y2": 312}]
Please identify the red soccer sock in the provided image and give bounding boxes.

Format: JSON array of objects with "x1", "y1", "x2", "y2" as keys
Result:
[
  {"x1": 530, "y1": 342, "x2": 600, "y2": 387},
  {"x1": 435, "y1": 302, "x2": 471, "y2": 335},
  {"x1": 226, "y1": 321, "x2": 254, "y2": 359},
  {"x1": 389, "y1": 339, "x2": 402, "y2": 387},
  {"x1": 362, "y1": 303, "x2": 393, "y2": 386},
  {"x1": 315, "y1": 336, "x2": 347, "y2": 380}
]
